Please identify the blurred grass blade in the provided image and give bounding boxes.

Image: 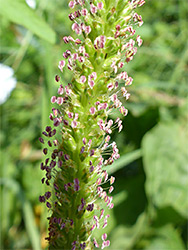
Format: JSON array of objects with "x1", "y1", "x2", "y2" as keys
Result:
[
  {"x1": 0, "y1": 0, "x2": 56, "y2": 44},
  {"x1": 0, "y1": 178, "x2": 41, "y2": 250},
  {"x1": 23, "y1": 200, "x2": 41, "y2": 250},
  {"x1": 103, "y1": 149, "x2": 142, "y2": 174}
]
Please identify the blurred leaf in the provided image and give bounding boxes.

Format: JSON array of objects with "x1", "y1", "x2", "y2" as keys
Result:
[
  {"x1": 0, "y1": 0, "x2": 56, "y2": 44},
  {"x1": 103, "y1": 149, "x2": 142, "y2": 174},
  {"x1": 144, "y1": 224, "x2": 185, "y2": 250},
  {"x1": 109, "y1": 213, "x2": 148, "y2": 250},
  {"x1": 154, "y1": 206, "x2": 185, "y2": 226},
  {"x1": 142, "y1": 121, "x2": 188, "y2": 218},
  {"x1": 0, "y1": 151, "x2": 17, "y2": 245},
  {"x1": 22, "y1": 163, "x2": 43, "y2": 202}
]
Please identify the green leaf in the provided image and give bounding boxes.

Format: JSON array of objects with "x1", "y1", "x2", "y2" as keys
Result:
[
  {"x1": 144, "y1": 224, "x2": 185, "y2": 250},
  {"x1": 142, "y1": 121, "x2": 188, "y2": 218},
  {"x1": 0, "y1": 0, "x2": 56, "y2": 44},
  {"x1": 109, "y1": 213, "x2": 148, "y2": 250}
]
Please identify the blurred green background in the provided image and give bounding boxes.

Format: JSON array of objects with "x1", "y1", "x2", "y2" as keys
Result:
[{"x1": 0, "y1": 0, "x2": 188, "y2": 249}]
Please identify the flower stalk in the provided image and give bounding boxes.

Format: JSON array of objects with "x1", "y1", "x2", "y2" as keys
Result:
[{"x1": 39, "y1": 0, "x2": 145, "y2": 249}]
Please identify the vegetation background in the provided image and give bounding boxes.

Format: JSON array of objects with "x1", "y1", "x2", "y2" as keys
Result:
[{"x1": 0, "y1": 0, "x2": 187, "y2": 249}]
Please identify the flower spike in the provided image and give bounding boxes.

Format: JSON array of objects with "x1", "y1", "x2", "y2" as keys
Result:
[{"x1": 39, "y1": 0, "x2": 145, "y2": 249}]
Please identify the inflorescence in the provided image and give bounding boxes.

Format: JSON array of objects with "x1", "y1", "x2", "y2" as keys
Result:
[{"x1": 39, "y1": 0, "x2": 145, "y2": 249}]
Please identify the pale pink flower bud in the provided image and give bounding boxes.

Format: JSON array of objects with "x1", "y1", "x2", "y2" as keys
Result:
[
  {"x1": 125, "y1": 93, "x2": 130, "y2": 100},
  {"x1": 57, "y1": 97, "x2": 63, "y2": 105},
  {"x1": 115, "y1": 31, "x2": 120, "y2": 39},
  {"x1": 53, "y1": 118, "x2": 61, "y2": 127},
  {"x1": 51, "y1": 96, "x2": 56, "y2": 103},
  {"x1": 109, "y1": 203, "x2": 114, "y2": 209},
  {"x1": 68, "y1": 112, "x2": 74, "y2": 118},
  {"x1": 88, "y1": 80, "x2": 95, "y2": 88},
  {"x1": 68, "y1": 35, "x2": 75, "y2": 42},
  {"x1": 101, "y1": 240, "x2": 110, "y2": 249},
  {"x1": 90, "y1": 3, "x2": 97, "y2": 14},
  {"x1": 58, "y1": 86, "x2": 64, "y2": 95},
  {"x1": 69, "y1": 13, "x2": 75, "y2": 21},
  {"x1": 81, "y1": 22, "x2": 85, "y2": 31},
  {"x1": 82, "y1": 137, "x2": 86, "y2": 145},
  {"x1": 92, "y1": 72, "x2": 97, "y2": 79},
  {"x1": 81, "y1": 8, "x2": 88, "y2": 16},
  {"x1": 79, "y1": 46, "x2": 85, "y2": 54},
  {"x1": 58, "y1": 60, "x2": 65, "y2": 72},
  {"x1": 65, "y1": 86, "x2": 71, "y2": 95},
  {"x1": 125, "y1": 77, "x2": 133, "y2": 86},
  {"x1": 71, "y1": 120, "x2": 78, "y2": 128},
  {"x1": 119, "y1": 106, "x2": 128, "y2": 116},
  {"x1": 63, "y1": 36, "x2": 69, "y2": 43},
  {"x1": 102, "y1": 233, "x2": 107, "y2": 241},
  {"x1": 90, "y1": 107, "x2": 96, "y2": 115},
  {"x1": 94, "y1": 36, "x2": 106, "y2": 49},
  {"x1": 68, "y1": 1, "x2": 75, "y2": 8},
  {"x1": 107, "y1": 119, "x2": 113, "y2": 127},
  {"x1": 85, "y1": 26, "x2": 91, "y2": 34},
  {"x1": 99, "y1": 209, "x2": 104, "y2": 219},
  {"x1": 110, "y1": 176, "x2": 115, "y2": 184},
  {"x1": 88, "y1": 139, "x2": 92, "y2": 147},
  {"x1": 119, "y1": 124, "x2": 123, "y2": 132},
  {"x1": 98, "y1": 103, "x2": 108, "y2": 110},
  {"x1": 118, "y1": 62, "x2": 124, "y2": 68},
  {"x1": 78, "y1": 56, "x2": 85, "y2": 63},
  {"x1": 84, "y1": 52, "x2": 89, "y2": 58},
  {"x1": 103, "y1": 171, "x2": 108, "y2": 182},
  {"x1": 107, "y1": 83, "x2": 114, "y2": 91},
  {"x1": 105, "y1": 135, "x2": 110, "y2": 142},
  {"x1": 116, "y1": 24, "x2": 121, "y2": 31},
  {"x1": 136, "y1": 35, "x2": 143, "y2": 46},
  {"x1": 80, "y1": 75, "x2": 86, "y2": 83},
  {"x1": 93, "y1": 238, "x2": 99, "y2": 248},
  {"x1": 97, "y1": 2, "x2": 103, "y2": 10},
  {"x1": 117, "y1": 71, "x2": 128, "y2": 80},
  {"x1": 67, "y1": 64, "x2": 73, "y2": 71},
  {"x1": 96, "y1": 178, "x2": 102, "y2": 185},
  {"x1": 72, "y1": 53, "x2": 78, "y2": 60},
  {"x1": 91, "y1": 224, "x2": 96, "y2": 231},
  {"x1": 72, "y1": 23, "x2": 82, "y2": 35},
  {"x1": 109, "y1": 186, "x2": 114, "y2": 193},
  {"x1": 75, "y1": 38, "x2": 82, "y2": 44},
  {"x1": 138, "y1": 0, "x2": 145, "y2": 7},
  {"x1": 94, "y1": 215, "x2": 99, "y2": 222},
  {"x1": 72, "y1": 23, "x2": 78, "y2": 31}
]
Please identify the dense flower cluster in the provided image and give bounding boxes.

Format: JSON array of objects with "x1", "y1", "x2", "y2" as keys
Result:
[{"x1": 39, "y1": 0, "x2": 145, "y2": 249}]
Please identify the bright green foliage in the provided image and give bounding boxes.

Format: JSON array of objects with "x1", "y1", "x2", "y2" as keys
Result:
[
  {"x1": 0, "y1": 0, "x2": 56, "y2": 44},
  {"x1": 143, "y1": 121, "x2": 188, "y2": 218}
]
